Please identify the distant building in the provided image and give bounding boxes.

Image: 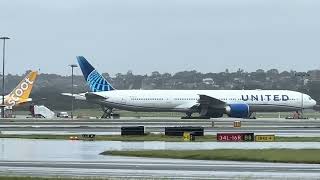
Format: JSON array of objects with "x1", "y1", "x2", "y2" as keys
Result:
[{"x1": 256, "y1": 69, "x2": 265, "y2": 73}]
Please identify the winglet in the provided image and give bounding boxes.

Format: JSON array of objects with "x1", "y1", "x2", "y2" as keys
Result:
[{"x1": 77, "y1": 56, "x2": 115, "y2": 92}]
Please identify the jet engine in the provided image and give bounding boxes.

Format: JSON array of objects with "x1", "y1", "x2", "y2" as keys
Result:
[{"x1": 225, "y1": 104, "x2": 250, "y2": 118}]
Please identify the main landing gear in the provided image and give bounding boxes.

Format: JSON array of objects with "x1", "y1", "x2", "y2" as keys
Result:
[
  {"x1": 181, "y1": 112, "x2": 193, "y2": 119},
  {"x1": 101, "y1": 107, "x2": 120, "y2": 119},
  {"x1": 186, "y1": 112, "x2": 192, "y2": 118},
  {"x1": 181, "y1": 112, "x2": 211, "y2": 119},
  {"x1": 248, "y1": 112, "x2": 257, "y2": 119},
  {"x1": 101, "y1": 107, "x2": 113, "y2": 118}
]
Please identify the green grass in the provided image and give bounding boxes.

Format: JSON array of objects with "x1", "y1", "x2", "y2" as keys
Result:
[
  {"x1": 1, "y1": 134, "x2": 320, "y2": 142},
  {"x1": 0, "y1": 177, "x2": 109, "y2": 180},
  {"x1": 72, "y1": 109, "x2": 320, "y2": 119},
  {"x1": 0, "y1": 134, "x2": 214, "y2": 142},
  {"x1": 14, "y1": 109, "x2": 320, "y2": 119},
  {"x1": 276, "y1": 136, "x2": 320, "y2": 142},
  {"x1": 105, "y1": 149, "x2": 320, "y2": 164},
  {"x1": 70, "y1": 110, "x2": 320, "y2": 119},
  {"x1": 78, "y1": 110, "x2": 186, "y2": 118}
]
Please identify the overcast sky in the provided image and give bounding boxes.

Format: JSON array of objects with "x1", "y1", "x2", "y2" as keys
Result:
[{"x1": 1, "y1": 0, "x2": 320, "y2": 76}]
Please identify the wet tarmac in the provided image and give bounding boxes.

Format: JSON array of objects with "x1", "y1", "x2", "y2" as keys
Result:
[
  {"x1": 1, "y1": 160, "x2": 320, "y2": 179},
  {"x1": 2, "y1": 127, "x2": 320, "y2": 137},
  {"x1": 2, "y1": 138, "x2": 320, "y2": 162},
  {"x1": 1, "y1": 117, "x2": 320, "y2": 179},
  {"x1": 1, "y1": 117, "x2": 320, "y2": 137},
  {"x1": 0, "y1": 138, "x2": 320, "y2": 179}
]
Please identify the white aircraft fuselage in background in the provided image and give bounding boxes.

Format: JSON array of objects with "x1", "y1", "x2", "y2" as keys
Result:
[
  {"x1": 89, "y1": 89, "x2": 314, "y2": 111},
  {"x1": 70, "y1": 56, "x2": 317, "y2": 118},
  {"x1": 84, "y1": 89, "x2": 316, "y2": 118}
]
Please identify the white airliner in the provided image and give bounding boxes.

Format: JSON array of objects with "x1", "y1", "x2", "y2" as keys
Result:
[{"x1": 65, "y1": 56, "x2": 317, "y2": 118}]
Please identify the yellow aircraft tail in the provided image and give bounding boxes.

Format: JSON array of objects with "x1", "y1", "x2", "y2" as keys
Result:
[{"x1": 5, "y1": 71, "x2": 38, "y2": 107}]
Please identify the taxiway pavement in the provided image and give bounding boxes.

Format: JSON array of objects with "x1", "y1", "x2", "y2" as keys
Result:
[
  {"x1": 0, "y1": 158, "x2": 319, "y2": 179},
  {"x1": 1, "y1": 117, "x2": 320, "y2": 137}
]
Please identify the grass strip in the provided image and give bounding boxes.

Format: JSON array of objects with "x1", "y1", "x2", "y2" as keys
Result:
[
  {"x1": 0, "y1": 177, "x2": 108, "y2": 180},
  {"x1": 0, "y1": 134, "x2": 320, "y2": 142},
  {"x1": 105, "y1": 149, "x2": 320, "y2": 164},
  {"x1": 0, "y1": 134, "x2": 209, "y2": 141},
  {"x1": 14, "y1": 110, "x2": 320, "y2": 118}
]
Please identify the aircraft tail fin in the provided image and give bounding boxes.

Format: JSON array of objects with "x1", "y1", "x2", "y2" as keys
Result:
[
  {"x1": 77, "y1": 56, "x2": 115, "y2": 92},
  {"x1": 6, "y1": 71, "x2": 38, "y2": 106}
]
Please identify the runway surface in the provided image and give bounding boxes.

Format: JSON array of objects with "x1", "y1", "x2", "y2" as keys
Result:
[
  {"x1": 2, "y1": 138, "x2": 320, "y2": 153},
  {"x1": 1, "y1": 117, "x2": 320, "y2": 136},
  {"x1": 2, "y1": 128, "x2": 320, "y2": 137},
  {"x1": 1, "y1": 160, "x2": 320, "y2": 179},
  {"x1": 0, "y1": 138, "x2": 320, "y2": 179},
  {"x1": 1, "y1": 117, "x2": 320, "y2": 178}
]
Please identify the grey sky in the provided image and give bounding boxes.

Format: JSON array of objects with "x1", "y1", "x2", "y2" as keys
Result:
[{"x1": 1, "y1": 0, "x2": 320, "y2": 76}]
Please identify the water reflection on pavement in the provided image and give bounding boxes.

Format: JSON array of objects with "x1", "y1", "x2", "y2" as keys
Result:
[{"x1": 1, "y1": 138, "x2": 320, "y2": 162}]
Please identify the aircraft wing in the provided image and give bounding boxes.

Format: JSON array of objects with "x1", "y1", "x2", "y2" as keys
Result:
[
  {"x1": 198, "y1": 94, "x2": 226, "y2": 109},
  {"x1": 176, "y1": 94, "x2": 226, "y2": 110},
  {"x1": 175, "y1": 102, "x2": 199, "y2": 109},
  {"x1": 197, "y1": 94, "x2": 226, "y2": 116}
]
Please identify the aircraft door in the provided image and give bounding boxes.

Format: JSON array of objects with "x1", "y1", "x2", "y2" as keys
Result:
[{"x1": 121, "y1": 98, "x2": 126, "y2": 105}]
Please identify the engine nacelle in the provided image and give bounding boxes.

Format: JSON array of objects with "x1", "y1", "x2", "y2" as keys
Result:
[{"x1": 225, "y1": 104, "x2": 250, "y2": 118}]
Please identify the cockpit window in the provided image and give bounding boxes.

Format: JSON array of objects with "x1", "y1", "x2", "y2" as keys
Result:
[{"x1": 309, "y1": 97, "x2": 312, "y2": 100}]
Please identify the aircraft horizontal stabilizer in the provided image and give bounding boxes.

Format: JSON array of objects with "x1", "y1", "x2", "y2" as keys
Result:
[
  {"x1": 61, "y1": 93, "x2": 73, "y2": 96},
  {"x1": 19, "y1": 98, "x2": 32, "y2": 104},
  {"x1": 61, "y1": 93, "x2": 86, "y2": 100},
  {"x1": 85, "y1": 93, "x2": 107, "y2": 101}
]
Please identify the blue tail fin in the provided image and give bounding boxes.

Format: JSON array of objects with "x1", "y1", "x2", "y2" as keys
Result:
[{"x1": 77, "y1": 56, "x2": 115, "y2": 92}]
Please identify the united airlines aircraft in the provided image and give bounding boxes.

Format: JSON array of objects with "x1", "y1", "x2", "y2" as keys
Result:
[{"x1": 66, "y1": 56, "x2": 317, "y2": 118}]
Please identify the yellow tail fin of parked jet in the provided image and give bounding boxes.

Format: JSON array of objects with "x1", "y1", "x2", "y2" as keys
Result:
[{"x1": 5, "y1": 71, "x2": 38, "y2": 107}]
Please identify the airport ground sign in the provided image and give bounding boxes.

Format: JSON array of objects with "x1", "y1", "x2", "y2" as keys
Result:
[
  {"x1": 255, "y1": 135, "x2": 275, "y2": 142},
  {"x1": 217, "y1": 133, "x2": 254, "y2": 142}
]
